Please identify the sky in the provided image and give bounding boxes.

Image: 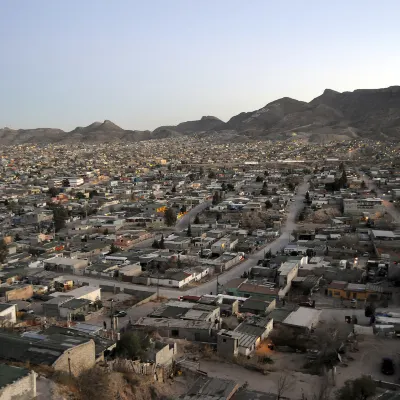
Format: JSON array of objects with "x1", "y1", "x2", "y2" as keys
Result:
[{"x1": 1, "y1": 0, "x2": 399, "y2": 131}]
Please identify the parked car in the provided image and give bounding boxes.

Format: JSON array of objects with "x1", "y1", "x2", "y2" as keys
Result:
[
  {"x1": 381, "y1": 358, "x2": 395, "y2": 375},
  {"x1": 113, "y1": 310, "x2": 127, "y2": 318}
]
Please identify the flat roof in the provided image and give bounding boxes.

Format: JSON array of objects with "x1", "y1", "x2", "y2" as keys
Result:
[
  {"x1": 134, "y1": 317, "x2": 212, "y2": 330},
  {"x1": 283, "y1": 307, "x2": 321, "y2": 329},
  {"x1": 0, "y1": 364, "x2": 30, "y2": 389}
]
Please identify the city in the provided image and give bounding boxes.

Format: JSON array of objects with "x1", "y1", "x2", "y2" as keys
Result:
[{"x1": 1, "y1": 138, "x2": 400, "y2": 399}]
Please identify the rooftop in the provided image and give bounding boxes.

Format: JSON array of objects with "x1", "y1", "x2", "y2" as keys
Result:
[{"x1": 0, "y1": 363, "x2": 31, "y2": 389}]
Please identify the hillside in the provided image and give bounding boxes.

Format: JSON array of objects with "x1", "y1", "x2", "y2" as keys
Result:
[{"x1": 1, "y1": 85, "x2": 400, "y2": 145}]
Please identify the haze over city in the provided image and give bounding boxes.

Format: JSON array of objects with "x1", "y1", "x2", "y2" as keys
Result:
[{"x1": 1, "y1": 0, "x2": 400, "y2": 130}]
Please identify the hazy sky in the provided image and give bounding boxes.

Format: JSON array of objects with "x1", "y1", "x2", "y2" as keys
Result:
[{"x1": 1, "y1": 0, "x2": 399, "y2": 131}]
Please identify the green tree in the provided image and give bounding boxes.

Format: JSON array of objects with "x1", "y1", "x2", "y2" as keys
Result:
[
  {"x1": 265, "y1": 200, "x2": 272, "y2": 209},
  {"x1": 208, "y1": 171, "x2": 216, "y2": 179},
  {"x1": 336, "y1": 376, "x2": 376, "y2": 400},
  {"x1": 116, "y1": 332, "x2": 147, "y2": 360},
  {"x1": 152, "y1": 239, "x2": 160, "y2": 249},
  {"x1": 212, "y1": 192, "x2": 220, "y2": 205},
  {"x1": 164, "y1": 207, "x2": 177, "y2": 226},
  {"x1": 159, "y1": 234, "x2": 165, "y2": 249},
  {"x1": 171, "y1": 185, "x2": 177, "y2": 193},
  {"x1": 360, "y1": 180, "x2": 367, "y2": 189},
  {"x1": 109, "y1": 243, "x2": 119, "y2": 254},
  {"x1": 48, "y1": 187, "x2": 60, "y2": 197},
  {"x1": 260, "y1": 187, "x2": 268, "y2": 196},
  {"x1": 0, "y1": 239, "x2": 8, "y2": 264},
  {"x1": 62, "y1": 178, "x2": 70, "y2": 187},
  {"x1": 76, "y1": 192, "x2": 85, "y2": 199},
  {"x1": 256, "y1": 176, "x2": 264, "y2": 182},
  {"x1": 187, "y1": 223, "x2": 192, "y2": 237},
  {"x1": 193, "y1": 214, "x2": 200, "y2": 224},
  {"x1": 52, "y1": 206, "x2": 68, "y2": 232},
  {"x1": 264, "y1": 170, "x2": 269, "y2": 177},
  {"x1": 227, "y1": 183, "x2": 234, "y2": 191},
  {"x1": 89, "y1": 189, "x2": 99, "y2": 199},
  {"x1": 221, "y1": 182, "x2": 227, "y2": 191}
]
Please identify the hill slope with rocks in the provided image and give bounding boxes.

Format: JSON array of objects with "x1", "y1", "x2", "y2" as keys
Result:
[{"x1": 1, "y1": 85, "x2": 399, "y2": 145}]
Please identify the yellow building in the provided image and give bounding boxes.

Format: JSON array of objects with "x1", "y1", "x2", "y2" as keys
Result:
[{"x1": 327, "y1": 281, "x2": 383, "y2": 301}]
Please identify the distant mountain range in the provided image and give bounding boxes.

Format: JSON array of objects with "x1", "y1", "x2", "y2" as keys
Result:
[{"x1": 2, "y1": 85, "x2": 400, "y2": 145}]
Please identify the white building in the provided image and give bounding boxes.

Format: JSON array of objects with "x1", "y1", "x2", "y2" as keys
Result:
[
  {"x1": 0, "y1": 303, "x2": 17, "y2": 324},
  {"x1": 343, "y1": 198, "x2": 385, "y2": 216}
]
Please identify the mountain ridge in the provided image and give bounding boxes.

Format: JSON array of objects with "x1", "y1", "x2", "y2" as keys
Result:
[{"x1": 1, "y1": 85, "x2": 400, "y2": 145}]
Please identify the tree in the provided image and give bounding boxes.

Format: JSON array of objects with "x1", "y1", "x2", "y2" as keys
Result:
[
  {"x1": 187, "y1": 223, "x2": 192, "y2": 237},
  {"x1": 152, "y1": 239, "x2": 160, "y2": 249},
  {"x1": 360, "y1": 180, "x2": 367, "y2": 189},
  {"x1": 336, "y1": 376, "x2": 376, "y2": 400},
  {"x1": 0, "y1": 239, "x2": 8, "y2": 264},
  {"x1": 212, "y1": 192, "x2": 220, "y2": 205},
  {"x1": 256, "y1": 176, "x2": 263, "y2": 182},
  {"x1": 48, "y1": 187, "x2": 60, "y2": 197},
  {"x1": 76, "y1": 192, "x2": 85, "y2": 199},
  {"x1": 265, "y1": 200, "x2": 273, "y2": 209},
  {"x1": 364, "y1": 303, "x2": 376, "y2": 317},
  {"x1": 208, "y1": 171, "x2": 217, "y2": 179},
  {"x1": 221, "y1": 182, "x2": 227, "y2": 192},
  {"x1": 276, "y1": 373, "x2": 295, "y2": 400},
  {"x1": 52, "y1": 206, "x2": 68, "y2": 232},
  {"x1": 89, "y1": 189, "x2": 99, "y2": 199},
  {"x1": 14, "y1": 233, "x2": 21, "y2": 242},
  {"x1": 227, "y1": 183, "x2": 234, "y2": 191},
  {"x1": 264, "y1": 170, "x2": 269, "y2": 177},
  {"x1": 171, "y1": 185, "x2": 177, "y2": 193},
  {"x1": 261, "y1": 187, "x2": 268, "y2": 196},
  {"x1": 62, "y1": 178, "x2": 70, "y2": 187},
  {"x1": 159, "y1": 234, "x2": 165, "y2": 249},
  {"x1": 116, "y1": 332, "x2": 148, "y2": 359},
  {"x1": 194, "y1": 214, "x2": 200, "y2": 224},
  {"x1": 305, "y1": 191, "x2": 311, "y2": 202},
  {"x1": 288, "y1": 182, "x2": 295, "y2": 192},
  {"x1": 164, "y1": 207, "x2": 177, "y2": 226},
  {"x1": 109, "y1": 243, "x2": 119, "y2": 254}
]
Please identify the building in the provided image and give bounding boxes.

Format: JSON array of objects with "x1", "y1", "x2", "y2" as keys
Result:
[
  {"x1": 343, "y1": 198, "x2": 385, "y2": 216},
  {"x1": 51, "y1": 285, "x2": 101, "y2": 302},
  {"x1": 240, "y1": 298, "x2": 276, "y2": 316},
  {"x1": 217, "y1": 330, "x2": 241, "y2": 357},
  {"x1": 0, "y1": 284, "x2": 34, "y2": 302},
  {"x1": 282, "y1": 307, "x2": 321, "y2": 332},
  {"x1": 44, "y1": 257, "x2": 89, "y2": 275},
  {"x1": 134, "y1": 317, "x2": 215, "y2": 342},
  {"x1": 0, "y1": 331, "x2": 95, "y2": 376},
  {"x1": 181, "y1": 377, "x2": 240, "y2": 400},
  {"x1": 0, "y1": 303, "x2": 17, "y2": 324},
  {"x1": 327, "y1": 281, "x2": 384, "y2": 301},
  {"x1": 0, "y1": 364, "x2": 37, "y2": 400}
]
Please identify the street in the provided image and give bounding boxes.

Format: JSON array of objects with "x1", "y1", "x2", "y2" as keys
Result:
[{"x1": 62, "y1": 178, "x2": 309, "y2": 299}]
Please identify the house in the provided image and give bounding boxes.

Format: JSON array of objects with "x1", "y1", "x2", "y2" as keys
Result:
[
  {"x1": 211, "y1": 238, "x2": 238, "y2": 255},
  {"x1": 143, "y1": 341, "x2": 177, "y2": 366},
  {"x1": 224, "y1": 279, "x2": 280, "y2": 302},
  {"x1": 0, "y1": 331, "x2": 95, "y2": 376},
  {"x1": 327, "y1": 281, "x2": 348, "y2": 298},
  {"x1": 119, "y1": 263, "x2": 142, "y2": 281},
  {"x1": 0, "y1": 303, "x2": 17, "y2": 324},
  {"x1": 282, "y1": 307, "x2": 321, "y2": 332},
  {"x1": 50, "y1": 285, "x2": 101, "y2": 302},
  {"x1": 134, "y1": 317, "x2": 215, "y2": 342},
  {"x1": 217, "y1": 330, "x2": 241, "y2": 357},
  {"x1": 0, "y1": 363, "x2": 37, "y2": 400},
  {"x1": 44, "y1": 257, "x2": 88, "y2": 275},
  {"x1": 240, "y1": 298, "x2": 276, "y2": 316},
  {"x1": 327, "y1": 281, "x2": 384, "y2": 301},
  {"x1": 0, "y1": 284, "x2": 34, "y2": 302}
]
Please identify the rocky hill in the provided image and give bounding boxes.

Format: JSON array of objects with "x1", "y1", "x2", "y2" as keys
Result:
[{"x1": 1, "y1": 85, "x2": 400, "y2": 145}]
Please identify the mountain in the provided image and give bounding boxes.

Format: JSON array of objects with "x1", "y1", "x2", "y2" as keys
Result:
[{"x1": 1, "y1": 85, "x2": 400, "y2": 145}]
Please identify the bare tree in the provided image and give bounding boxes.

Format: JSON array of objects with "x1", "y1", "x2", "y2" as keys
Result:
[{"x1": 276, "y1": 372, "x2": 295, "y2": 400}]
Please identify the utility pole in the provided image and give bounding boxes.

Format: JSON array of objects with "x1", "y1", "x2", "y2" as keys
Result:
[
  {"x1": 216, "y1": 274, "x2": 219, "y2": 295},
  {"x1": 68, "y1": 351, "x2": 72, "y2": 378},
  {"x1": 110, "y1": 299, "x2": 114, "y2": 331}
]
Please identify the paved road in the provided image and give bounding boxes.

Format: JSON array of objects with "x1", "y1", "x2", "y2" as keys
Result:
[
  {"x1": 175, "y1": 200, "x2": 212, "y2": 231},
  {"x1": 358, "y1": 170, "x2": 400, "y2": 224},
  {"x1": 64, "y1": 178, "x2": 309, "y2": 299}
]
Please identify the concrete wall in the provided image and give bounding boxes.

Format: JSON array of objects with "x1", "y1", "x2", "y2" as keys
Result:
[
  {"x1": 99, "y1": 284, "x2": 121, "y2": 294},
  {"x1": 5, "y1": 286, "x2": 33, "y2": 302},
  {"x1": 0, "y1": 304, "x2": 17, "y2": 323},
  {"x1": 155, "y1": 343, "x2": 176, "y2": 366},
  {"x1": 217, "y1": 335, "x2": 238, "y2": 357},
  {"x1": 53, "y1": 340, "x2": 96, "y2": 376},
  {"x1": 0, "y1": 371, "x2": 36, "y2": 400}
]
